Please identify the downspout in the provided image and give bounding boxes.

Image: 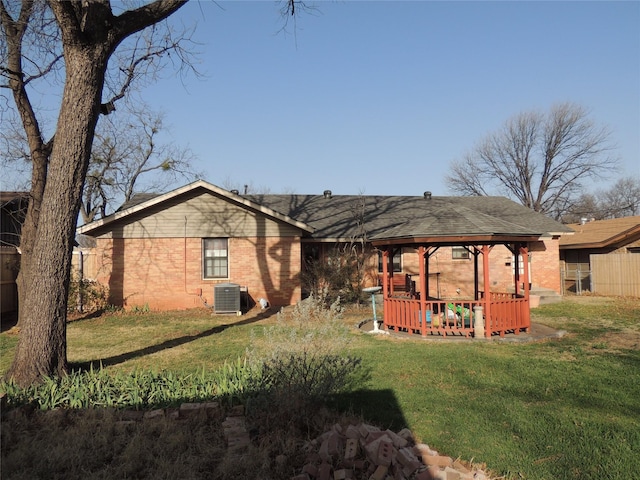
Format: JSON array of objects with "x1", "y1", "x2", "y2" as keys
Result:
[
  {"x1": 184, "y1": 216, "x2": 188, "y2": 294},
  {"x1": 184, "y1": 216, "x2": 205, "y2": 302}
]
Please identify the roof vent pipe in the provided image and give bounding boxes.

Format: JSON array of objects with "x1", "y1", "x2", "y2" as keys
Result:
[
  {"x1": 424, "y1": 191, "x2": 432, "y2": 200},
  {"x1": 230, "y1": 189, "x2": 239, "y2": 195},
  {"x1": 323, "y1": 190, "x2": 332, "y2": 199}
]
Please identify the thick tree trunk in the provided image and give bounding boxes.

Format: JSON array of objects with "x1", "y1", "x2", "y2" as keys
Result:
[
  {"x1": 14, "y1": 151, "x2": 47, "y2": 330},
  {"x1": 5, "y1": 0, "x2": 188, "y2": 387},
  {"x1": 7, "y1": 47, "x2": 107, "y2": 386}
]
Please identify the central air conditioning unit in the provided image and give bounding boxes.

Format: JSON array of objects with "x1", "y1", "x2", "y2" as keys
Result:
[{"x1": 214, "y1": 283, "x2": 241, "y2": 314}]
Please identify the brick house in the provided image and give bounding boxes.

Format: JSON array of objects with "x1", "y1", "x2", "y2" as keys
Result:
[{"x1": 77, "y1": 180, "x2": 572, "y2": 315}]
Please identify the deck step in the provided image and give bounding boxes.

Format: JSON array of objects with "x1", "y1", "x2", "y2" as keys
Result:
[{"x1": 530, "y1": 287, "x2": 563, "y2": 305}]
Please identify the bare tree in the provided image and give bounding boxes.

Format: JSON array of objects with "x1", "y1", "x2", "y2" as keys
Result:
[
  {"x1": 81, "y1": 105, "x2": 200, "y2": 224},
  {"x1": 446, "y1": 103, "x2": 618, "y2": 220},
  {"x1": 563, "y1": 176, "x2": 640, "y2": 222},
  {"x1": 1, "y1": 0, "x2": 302, "y2": 386},
  {"x1": 599, "y1": 177, "x2": 640, "y2": 219},
  {"x1": 2, "y1": 99, "x2": 200, "y2": 225},
  {"x1": 562, "y1": 192, "x2": 602, "y2": 223},
  {"x1": 1, "y1": 0, "x2": 192, "y2": 386}
]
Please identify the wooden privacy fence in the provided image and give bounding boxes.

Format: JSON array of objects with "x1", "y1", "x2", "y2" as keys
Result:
[
  {"x1": 591, "y1": 253, "x2": 640, "y2": 298},
  {"x1": 71, "y1": 249, "x2": 98, "y2": 281},
  {"x1": 1, "y1": 248, "x2": 20, "y2": 314}
]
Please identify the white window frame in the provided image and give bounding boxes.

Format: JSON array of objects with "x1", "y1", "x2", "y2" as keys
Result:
[
  {"x1": 452, "y1": 246, "x2": 470, "y2": 259},
  {"x1": 203, "y1": 238, "x2": 229, "y2": 279}
]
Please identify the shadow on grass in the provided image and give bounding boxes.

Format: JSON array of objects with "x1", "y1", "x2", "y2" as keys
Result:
[
  {"x1": 328, "y1": 389, "x2": 410, "y2": 432},
  {"x1": 1, "y1": 311, "x2": 18, "y2": 333},
  {"x1": 66, "y1": 309, "x2": 111, "y2": 324},
  {"x1": 0, "y1": 388, "x2": 410, "y2": 480},
  {"x1": 70, "y1": 309, "x2": 278, "y2": 371}
]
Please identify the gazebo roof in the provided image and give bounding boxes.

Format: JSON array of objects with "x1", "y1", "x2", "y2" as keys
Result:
[{"x1": 369, "y1": 203, "x2": 538, "y2": 243}]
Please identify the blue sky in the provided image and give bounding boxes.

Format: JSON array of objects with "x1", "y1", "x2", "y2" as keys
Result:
[
  {"x1": 141, "y1": 0, "x2": 639, "y2": 196},
  {"x1": 7, "y1": 1, "x2": 638, "y2": 198},
  {"x1": 167, "y1": 0, "x2": 640, "y2": 197}
]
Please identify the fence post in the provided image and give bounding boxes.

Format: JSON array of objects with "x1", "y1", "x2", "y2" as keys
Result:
[{"x1": 77, "y1": 250, "x2": 84, "y2": 313}]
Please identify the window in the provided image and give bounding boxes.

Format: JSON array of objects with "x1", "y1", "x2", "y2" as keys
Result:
[
  {"x1": 511, "y1": 253, "x2": 531, "y2": 277},
  {"x1": 378, "y1": 249, "x2": 402, "y2": 273},
  {"x1": 452, "y1": 246, "x2": 469, "y2": 259},
  {"x1": 203, "y1": 238, "x2": 228, "y2": 279}
]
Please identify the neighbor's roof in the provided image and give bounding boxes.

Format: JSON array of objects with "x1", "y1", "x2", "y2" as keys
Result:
[
  {"x1": 559, "y1": 216, "x2": 640, "y2": 249},
  {"x1": 0, "y1": 191, "x2": 28, "y2": 206},
  {"x1": 77, "y1": 181, "x2": 573, "y2": 242}
]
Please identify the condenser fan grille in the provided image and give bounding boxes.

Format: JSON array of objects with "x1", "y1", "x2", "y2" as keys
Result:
[{"x1": 214, "y1": 283, "x2": 241, "y2": 314}]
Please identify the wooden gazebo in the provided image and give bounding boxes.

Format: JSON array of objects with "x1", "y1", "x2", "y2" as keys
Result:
[{"x1": 371, "y1": 222, "x2": 544, "y2": 338}]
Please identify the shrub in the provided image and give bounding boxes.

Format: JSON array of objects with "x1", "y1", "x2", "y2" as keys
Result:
[
  {"x1": 67, "y1": 277, "x2": 108, "y2": 314},
  {"x1": 243, "y1": 292, "x2": 370, "y2": 444},
  {"x1": 249, "y1": 351, "x2": 365, "y2": 407},
  {"x1": 302, "y1": 245, "x2": 367, "y2": 304},
  {"x1": 249, "y1": 290, "x2": 350, "y2": 364},
  {"x1": 0, "y1": 366, "x2": 221, "y2": 411},
  {"x1": 210, "y1": 357, "x2": 262, "y2": 406}
]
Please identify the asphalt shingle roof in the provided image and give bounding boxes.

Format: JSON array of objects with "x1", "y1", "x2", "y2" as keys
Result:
[
  {"x1": 559, "y1": 216, "x2": 640, "y2": 248},
  {"x1": 83, "y1": 181, "x2": 573, "y2": 241},
  {"x1": 246, "y1": 193, "x2": 572, "y2": 240}
]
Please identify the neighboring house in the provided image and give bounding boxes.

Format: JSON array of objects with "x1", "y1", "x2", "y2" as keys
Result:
[
  {"x1": 1, "y1": 192, "x2": 28, "y2": 315},
  {"x1": 560, "y1": 216, "x2": 640, "y2": 295},
  {"x1": 77, "y1": 180, "x2": 572, "y2": 314}
]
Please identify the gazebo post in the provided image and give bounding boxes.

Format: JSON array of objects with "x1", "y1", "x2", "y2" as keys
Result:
[
  {"x1": 482, "y1": 245, "x2": 491, "y2": 338},
  {"x1": 520, "y1": 243, "x2": 531, "y2": 332},
  {"x1": 513, "y1": 243, "x2": 521, "y2": 297},
  {"x1": 382, "y1": 249, "x2": 389, "y2": 329},
  {"x1": 424, "y1": 247, "x2": 430, "y2": 299},
  {"x1": 520, "y1": 244, "x2": 530, "y2": 297},
  {"x1": 473, "y1": 246, "x2": 480, "y2": 301},
  {"x1": 418, "y1": 246, "x2": 427, "y2": 336},
  {"x1": 388, "y1": 247, "x2": 400, "y2": 296}
]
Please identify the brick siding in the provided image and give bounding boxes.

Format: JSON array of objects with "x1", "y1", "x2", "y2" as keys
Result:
[
  {"x1": 382, "y1": 240, "x2": 562, "y2": 297},
  {"x1": 93, "y1": 237, "x2": 561, "y2": 311},
  {"x1": 94, "y1": 236, "x2": 301, "y2": 310}
]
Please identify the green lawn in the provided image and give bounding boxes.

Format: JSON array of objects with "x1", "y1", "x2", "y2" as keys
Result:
[{"x1": 2, "y1": 296, "x2": 639, "y2": 479}]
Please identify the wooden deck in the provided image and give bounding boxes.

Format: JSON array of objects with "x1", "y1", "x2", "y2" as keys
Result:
[{"x1": 383, "y1": 292, "x2": 530, "y2": 337}]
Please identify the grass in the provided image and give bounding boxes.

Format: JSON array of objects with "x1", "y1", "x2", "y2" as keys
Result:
[{"x1": 1, "y1": 296, "x2": 639, "y2": 479}]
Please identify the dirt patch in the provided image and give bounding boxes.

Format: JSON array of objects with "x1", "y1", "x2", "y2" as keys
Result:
[{"x1": 595, "y1": 331, "x2": 640, "y2": 351}]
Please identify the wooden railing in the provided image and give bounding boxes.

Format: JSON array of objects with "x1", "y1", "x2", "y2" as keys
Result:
[
  {"x1": 384, "y1": 298, "x2": 479, "y2": 337},
  {"x1": 481, "y1": 292, "x2": 530, "y2": 337},
  {"x1": 383, "y1": 292, "x2": 530, "y2": 337}
]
